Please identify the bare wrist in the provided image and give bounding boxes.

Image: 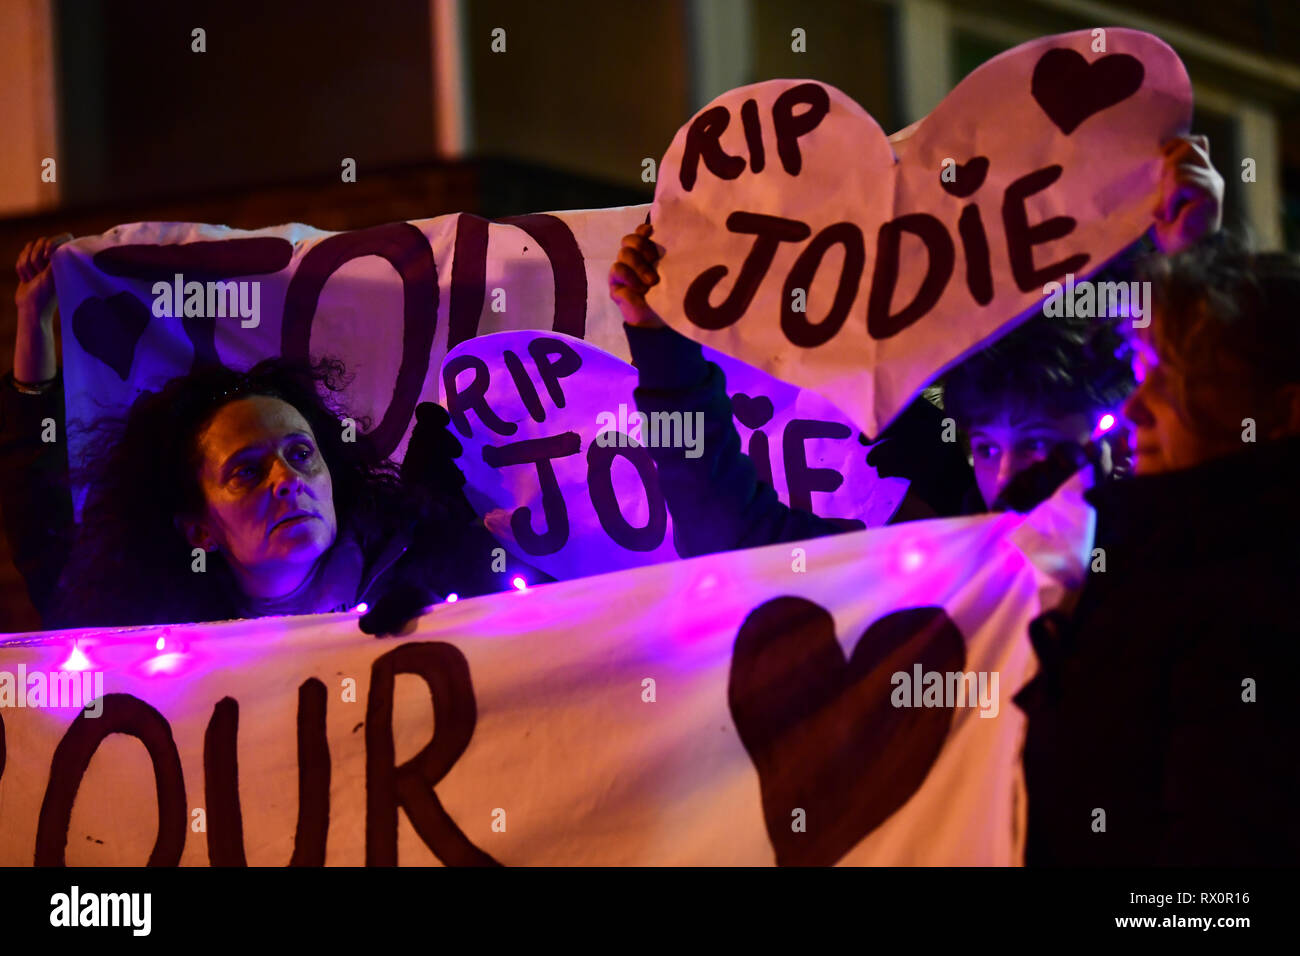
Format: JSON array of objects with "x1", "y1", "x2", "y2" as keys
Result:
[
  {"x1": 14, "y1": 312, "x2": 57, "y2": 384},
  {"x1": 16, "y1": 303, "x2": 55, "y2": 332}
]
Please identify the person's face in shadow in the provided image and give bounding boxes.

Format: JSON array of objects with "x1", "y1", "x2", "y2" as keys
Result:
[
  {"x1": 179, "y1": 395, "x2": 338, "y2": 600},
  {"x1": 1121, "y1": 316, "x2": 1272, "y2": 476},
  {"x1": 968, "y1": 410, "x2": 1093, "y2": 510}
]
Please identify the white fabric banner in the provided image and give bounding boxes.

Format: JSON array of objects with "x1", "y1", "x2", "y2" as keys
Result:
[
  {"x1": 50, "y1": 205, "x2": 650, "y2": 491},
  {"x1": 0, "y1": 478, "x2": 1093, "y2": 866}
]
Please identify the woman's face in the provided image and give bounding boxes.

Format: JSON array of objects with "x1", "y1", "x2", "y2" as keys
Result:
[
  {"x1": 181, "y1": 395, "x2": 338, "y2": 599},
  {"x1": 1121, "y1": 326, "x2": 1243, "y2": 476}
]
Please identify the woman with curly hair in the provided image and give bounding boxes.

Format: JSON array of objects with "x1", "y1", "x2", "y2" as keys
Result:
[
  {"x1": 1015, "y1": 231, "x2": 1300, "y2": 865},
  {"x1": 2, "y1": 236, "x2": 541, "y2": 634}
]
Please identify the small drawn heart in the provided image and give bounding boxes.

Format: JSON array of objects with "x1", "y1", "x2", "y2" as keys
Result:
[
  {"x1": 939, "y1": 156, "x2": 989, "y2": 198},
  {"x1": 729, "y1": 598, "x2": 965, "y2": 866},
  {"x1": 730, "y1": 392, "x2": 775, "y2": 430},
  {"x1": 1031, "y1": 48, "x2": 1144, "y2": 135},
  {"x1": 71, "y1": 293, "x2": 152, "y2": 381}
]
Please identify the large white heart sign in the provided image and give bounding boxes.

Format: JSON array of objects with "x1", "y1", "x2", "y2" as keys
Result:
[{"x1": 648, "y1": 28, "x2": 1193, "y2": 437}]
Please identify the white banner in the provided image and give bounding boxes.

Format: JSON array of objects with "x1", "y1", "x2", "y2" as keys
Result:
[
  {"x1": 51, "y1": 206, "x2": 650, "y2": 491},
  {"x1": 0, "y1": 479, "x2": 1093, "y2": 866}
]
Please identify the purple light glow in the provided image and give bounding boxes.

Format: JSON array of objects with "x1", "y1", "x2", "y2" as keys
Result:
[
  {"x1": 354, "y1": 602, "x2": 369, "y2": 614},
  {"x1": 140, "y1": 652, "x2": 188, "y2": 677},
  {"x1": 512, "y1": 577, "x2": 527, "y2": 591},
  {"x1": 1092, "y1": 413, "x2": 1118, "y2": 440},
  {"x1": 446, "y1": 593, "x2": 459, "y2": 603}
]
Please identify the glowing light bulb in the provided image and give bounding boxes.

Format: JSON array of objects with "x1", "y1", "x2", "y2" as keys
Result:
[
  {"x1": 62, "y1": 644, "x2": 93, "y2": 672},
  {"x1": 1091, "y1": 413, "x2": 1118, "y2": 440},
  {"x1": 156, "y1": 636, "x2": 166, "y2": 651},
  {"x1": 354, "y1": 602, "x2": 369, "y2": 614},
  {"x1": 445, "y1": 593, "x2": 459, "y2": 603},
  {"x1": 512, "y1": 577, "x2": 527, "y2": 591}
]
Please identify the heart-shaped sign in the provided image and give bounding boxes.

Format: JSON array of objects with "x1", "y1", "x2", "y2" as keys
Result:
[
  {"x1": 648, "y1": 28, "x2": 1191, "y2": 438},
  {"x1": 442, "y1": 331, "x2": 908, "y2": 580},
  {"x1": 729, "y1": 597, "x2": 965, "y2": 866}
]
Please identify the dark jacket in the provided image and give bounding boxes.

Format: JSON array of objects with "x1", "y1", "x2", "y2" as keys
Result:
[
  {"x1": 1015, "y1": 434, "x2": 1300, "y2": 865},
  {"x1": 624, "y1": 323, "x2": 976, "y2": 557},
  {"x1": 0, "y1": 369, "x2": 74, "y2": 626},
  {"x1": 0, "y1": 370, "x2": 542, "y2": 632}
]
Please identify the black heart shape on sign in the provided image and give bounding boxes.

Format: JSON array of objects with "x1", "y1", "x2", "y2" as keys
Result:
[
  {"x1": 731, "y1": 392, "x2": 775, "y2": 430},
  {"x1": 71, "y1": 292, "x2": 152, "y2": 381},
  {"x1": 939, "y1": 156, "x2": 989, "y2": 199},
  {"x1": 1031, "y1": 48, "x2": 1144, "y2": 136},
  {"x1": 729, "y1": 598, "x2": 965, "y2": 866}
]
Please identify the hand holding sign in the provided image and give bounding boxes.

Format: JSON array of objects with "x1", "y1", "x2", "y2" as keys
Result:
[
  {"x1": 1153, "y1": 134, "x2": 1224, "y2": 253},
  {"x1": 608, "y1": 222, "x2": 666, "y2": 329},
  {"x1": 647, "y1": 28, "x2": 1193, "y2": 438}
]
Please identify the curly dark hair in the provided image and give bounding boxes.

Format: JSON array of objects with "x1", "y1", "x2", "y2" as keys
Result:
[
  {"x1": 1137, "y1": 230, "x2": 1300, "y2": 438},
  {"x1": 941, "y1": 307, "x2": 1135, "y2": 430},
  {"x1": 53, "y1": 356, "x2": 422, "y2": 628}
]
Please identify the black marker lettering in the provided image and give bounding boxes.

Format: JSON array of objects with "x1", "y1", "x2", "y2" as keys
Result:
[
  {"x1": 442, "y1": 353, "x2": 516, "y2": 439},
  {"x1": 772, "y1": 83, "x2": 831, "y2": 176},
  {"x1": 684, "y1": 212, "x2": 811, "y2": 331},
  {"x1": 867, "y1": 214, "x2": 955, "y2": 340},
  {"x1": 679, "y1": 106, "x2": 746, "y2": 192},
  {"x1": 1002, "y1": 165, "x2": 1090, "y2": 291},
  {"x1": 782, "y1": 222, "x2": 864, "y2": 347},
  {"x1": 482, "y1": 433, "x2": 582, "y2": 555}
]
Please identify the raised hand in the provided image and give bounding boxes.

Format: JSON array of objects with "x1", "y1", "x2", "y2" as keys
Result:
[
  {"x1": 1153, "y1": 135, "x2": 1223, "y2": 254},
  {"x1": 14, "y1": 234, "x2": 73, "y2": 384},
  {"x1": 608, "y1": 222, "x2": 666, "y2": 328},
  {"x1": 15, "y1": 234, "x2": 72, "y2": 326}
]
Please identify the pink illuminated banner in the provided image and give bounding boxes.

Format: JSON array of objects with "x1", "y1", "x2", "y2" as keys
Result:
[{"x1": 0, "y1": 479, "x2": 1093, "y2": 866}]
